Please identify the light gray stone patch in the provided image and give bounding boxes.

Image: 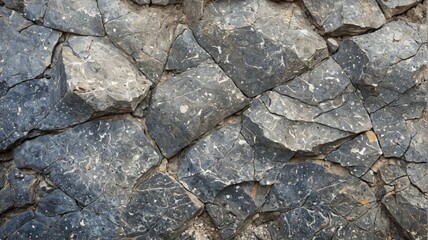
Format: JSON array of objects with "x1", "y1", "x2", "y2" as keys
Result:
[
  {"x1": 303, "y1": 0, "x2": 386, "y2": 36},
  {"x1": 326, "y1": 131, "x2": 382, "y2": 177},
  {"x1": 147, "y1": 62, "x2": 249, "y2": 158},
  {"x1": 98, "y1": 0, "x2": 182, "y2": 82},
  {"x1": 376, "y1": 0, "x2": 422, "y2": 18},
  {"x1": 62, "y1": 36, "x2": 151, "y2": 113}
]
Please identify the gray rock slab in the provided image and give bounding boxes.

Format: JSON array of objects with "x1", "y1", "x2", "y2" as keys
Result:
[
  {"x1": 406, "y1": 162, "x2": 428, "y2": 193},
  {"x1": 7, "y1": 219, "x2": 49, "y2": 240},
  {"x1": 264, "y1": 162, "x2": 382, "y2": 239},
  {"x1": 165, "y1": 28, "x2": 211, "y2": 72},
  {"x1": 326, "y1": 131, "x2": 382, "y2": 177},
  {"x1": 22, "y1": 0, "x2": 47, "y2": 22},
  {"x1": 147, "y1": 62, "x2": 249, "y2": 158},
  {"x1": 377, "y1": 0, "x2": 422, "y2": 18},
  {"x1": 178, "y1": 124, "x2": 255, "y2": 202},
  {"x1": 7, "y1": 169, "x2": 36, "y2": 207},
  {"x1": 0, "y1": 211, "x2": 34, "y2": 239},
  {"x1": 121, "y1": 172, "x2": 203, "y2": 239},
  {"x1": 382, "y1": 177, "x2": 427, "y2": 239},
  {"x1": 303, "y1": 0, "x2": 386, "y2": 36},
  {"x1": 37, "y1": 189, "x2": 80, "y2": 217},
  {"x1": 14, "y1": 117, "x2": 161, "y2": 207},
  {"x1": 62, "y1": 36, "x2": 151, "y2": 113},
  {"x1": 43, "y1": 0, "x2": 105, "y2": 36},
  {"x1": 98, "y1": 0, "x2": 182, "y2": 82},
  {"x1": 333, "y1": 21, "x2": 427, "y2": 113},
  {"x1": 0, "y1": 7, "x2": 61, "y2": 93},
  {"x1": 192, "y1": 0, "x2": 328, "y2": 97},
  {"x1": 206, "y1": 182, "x2": 269, "y2": 239}
]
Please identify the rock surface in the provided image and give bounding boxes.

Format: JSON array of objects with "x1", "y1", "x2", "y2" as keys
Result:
[
  {"x1": 147, "y1": 62, "x2": 249, "y2": 158},
  {"x1": 0, "y1": 0, "x2": 426, "y2": 239},
  {"x1": 303, "y1": 0, "x2": 386, "y2": 36}
]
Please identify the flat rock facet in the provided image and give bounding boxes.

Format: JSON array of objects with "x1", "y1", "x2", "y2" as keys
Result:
[
  {"x1": 303, "y1": 0, "x2": 386, "y2": 36},
  {"x1": 121, "y1": 172, "x2": 203, "y2": 238},
  {"x1": 147, "y1": 62, "x2": 249, "y2": 158},
  {"x1": 376, "y1": 0, "x2": 422, "y2": 18},
  {"x1": 192, "y1": 0, "x2": 328, "y2": 97}
]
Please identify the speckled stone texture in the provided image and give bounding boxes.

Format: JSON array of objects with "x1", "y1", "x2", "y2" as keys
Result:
[{"x1": 0, "y1": 0, "x2": 427, "y2": 239}]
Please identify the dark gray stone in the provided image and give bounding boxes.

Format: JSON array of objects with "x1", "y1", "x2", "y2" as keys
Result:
[
  {"x1": 192, "y1": 0, "x2": 328, "y2": 97},
  {"x1": 264, "y1": 163, "x2": 382, "y2": 239},
  {"x1": 406, "y1": 162, "x2": 428, "y2": 193},
  {"x1": 333, "y1": 21, "x2": 427, "y2": 113},
  {"x1": 43, "y1": 0, "x2": 105, "y2": 36},
  {"x1": 7, "y1": 219, "x2": 49, "y2": 240},
  {"x1": 131, "y1": 0, "x2": 182, "y2": 5},
  {"x1": 147, "y1": 62, "x2": 249, "y2": 158},
  {"x1": 379, "y1": 161, "x2": 407, "y2": 184},
  {"x1": 382, "y1": 176, "x2": 427, "y2": 239},
  {"x1": 178, "y1": 124, "x2": 255, "y2": 202},
  {"x1": 206, "y1": 182, "x2": 269, "y2": 239},
  {"x1": 99, "y1": 0, "x2": 182, "y2": 82},
  {"x1": 7, "y1": 169, "x2": 36, "y2": 207},
  {"x1": 376, "y1": 0, "x2": 422, "y2": 18},
  {"x1": 22, "y1": 0, "x2": 47, "y2": 22},
  {"x1": 372, "y1": 108, "x2": 411, "y2": 158},
  {"x1": 48, "y1": 209, "x2": 116, "y2": 239},
  {"x1": 37, "y1": 189, "x2": 80, "y2": 217},
  {"x1": 0, "y1": 7, "x2": 61, "y2": 93},
  {"x1": 326, "y1": 131, "x2": 382, "y2": 177},
  {"x1": 121, "y1": 172, "x2": 203, "y2": 238},
  {"x1": 2, "y1": 0, "x2": 23, "y2": 11},
  {"x1": 303, "y1": 0, "x2": 386, "y2": 36},
  {"x1": 14, "y1": 117, "x2": 161, "y2": 207},
  {"x1": 165, "y1": 28, "x2": 211, "y2": 72},
  {"x1": 0, "y1": 211, "x2": 34, "y2": 239}
]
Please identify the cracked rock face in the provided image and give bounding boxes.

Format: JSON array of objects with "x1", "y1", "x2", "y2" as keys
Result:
[
  {"x1": 303, "y1": 0, "x2": 386, "y2": 36},
  {"x1": 0, "y1": 0, "x2": 427, "y2": 239},
  {"x1": 147, "y1": 62, "x2": 249, "y2": 158},
  {"x1": 192, "y1": 0, "x2": 329, "y2": 97}
]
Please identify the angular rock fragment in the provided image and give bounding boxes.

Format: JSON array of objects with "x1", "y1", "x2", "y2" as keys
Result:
[
  {"x1": 43, "y1": 0, "x2": 104, "y2": 36},
  {"x1": 7, "y1": 169, "x2": 36, "y2": 207},
  {"x1": 206, "y1": 182, "x2": 269, "y2": 239},
  {"x1": 326, "y1": 131, "x2": 382, "y2": 177},
  {"x1": 14, "y1": 117, "x2": 161, "y2": 208},
  {"x1": 381, "y1": 175, "x2": 427, "y2": 239},
  {"x1": 37, "y1": 189, "x2": 80, "y2": 217},
  {"x1": 98, "y1": 0, "x2": 182, "y2": 82},
  {"x1": 62, "y1": 36, "x2": 151, "y2": 112},
  {"x1": 405, "y1": 107, "x2": 428, "y2": 163},
  {"x1": 147, "y1": 62, "x2": 249, "y2": 157},
  {"x1": 0, "y1": 7, "x2": 61, "y2": 94},
  {"x1": 263, "y1": 163, "x2": 387, "y2": 239},
  {"x1": 178, "y1": 124, "x2": 255, "y2": 202},
  {"x1": 376, "y1": 0, "x2": 422, "y2": 18},
  {"x1": 22, "y1": 0, "x2": 47, "y2": 22},
  {"x1": 242, "y1": 59, "x2": 372, "y2": 154},
  {"x1": 7, "y1": 219, "x2": 50, "y2": 240},
  {"x1": 166, "y1": 28, "x2": 211, "y2": 72},
  {"x1": 303, "y1": 0, "x2": 386, "y2": 36},
  {"x1": 131, "y1": 0, "x2": 182, "y2": 5},
  {"x1": 121, "y1": 173, "x2": 203, "y2": 238},
  {"x1": 406, "y1": 162, "x2": 428, "y2": 193},
  {"x1": 48, "y1": 209, "x2": 116, "y2": 239},
  {"x1": 0, "y1": 211, "x2": 34, "y2": 239},
  {"x1": 334, "y1": 21, "x2": 427, "y2": 113},
  {"x1": 192, "y1": 0, "x2": 328, "y2": 97}
]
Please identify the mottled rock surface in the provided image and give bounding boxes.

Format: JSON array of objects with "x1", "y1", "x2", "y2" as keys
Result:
[
  {"x1": 303, "y1": 0, "x2": 386, "y2": 36},
  {"x1": 147, "y1": 62, "x2": 249, "y2": 158},
  {"x1": 1, "y1": 0, "x2": 426, "y2": 239}
]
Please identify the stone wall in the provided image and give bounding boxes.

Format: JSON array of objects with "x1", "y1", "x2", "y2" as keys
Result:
[{"x1": 0, "y1": 0, "x2": 427, "y2": 239}]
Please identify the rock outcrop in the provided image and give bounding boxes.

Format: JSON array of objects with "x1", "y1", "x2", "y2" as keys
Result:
[{"x1": 0, "y1": 0, "x2": 426, "y2": 239}]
